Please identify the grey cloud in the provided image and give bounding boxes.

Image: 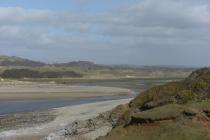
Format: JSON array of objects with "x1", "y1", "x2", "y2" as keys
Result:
[{"x1": 0, "y1": 0, "x2": 209, "y2": 66}]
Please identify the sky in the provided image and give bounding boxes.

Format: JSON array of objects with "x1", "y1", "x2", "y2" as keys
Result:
[{"x1": 0, "y1": 0, "x2": 210, "y2": 67}]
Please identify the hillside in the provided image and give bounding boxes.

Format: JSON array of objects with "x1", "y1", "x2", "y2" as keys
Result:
[
  {"x1": 54, "y1": 61, "x2": 107, "y2": 69},
  {"x1": 99, "y1": 68, "x2": 210, "y2": 140},
  {"x1": 0, "y1": 55, "x2": 193, "y2": 79},
  {"x1": 0, "y1": 69, "x2": 83, "y2": 79},
  {"x1": 0, "y1": 56, "x2": 45, "y2": 67}
]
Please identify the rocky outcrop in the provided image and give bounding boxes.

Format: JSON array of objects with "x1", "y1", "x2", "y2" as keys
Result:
[{"x1": 44, "y1": 111, "x2": 122, "y2": 140}]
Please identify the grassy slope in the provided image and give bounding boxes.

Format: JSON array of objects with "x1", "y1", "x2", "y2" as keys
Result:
[
  {"x1": 99, "y1": 68, "x2": 210, "y2": 140},
  {"x1": 0, "y1": 56, "x2": 193, "y2": 79},
  {"x1": 0, "y1": 65, "x2": 193, "y2": 80}
]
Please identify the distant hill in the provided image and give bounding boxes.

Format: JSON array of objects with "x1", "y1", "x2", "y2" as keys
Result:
[
  {"x1": 0, "y1": 56, "x2": 106, "y2": 69},
  {"x1": 0, "y1": 56, "x2": 45, "y2": 67},
  {"x1": 0, "y1": 55, "x2": 195, "y2": 70},
  {"x1": 0, "y1": 55, "x2": 194, "y2": 79},
  {"x1": 100, "y1": 68, "x2": 210, "y2": 140},
  {"x1": 54, "y1": 61, "x2": 109, "y2": 70}
]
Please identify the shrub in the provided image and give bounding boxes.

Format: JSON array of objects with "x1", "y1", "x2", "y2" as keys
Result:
[{"x1": 1, "y1": 69, "x2": 83, "y2": 79}]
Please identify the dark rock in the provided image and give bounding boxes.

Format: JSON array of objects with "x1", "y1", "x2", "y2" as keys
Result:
[{"x1": 183, "y1": 109, "x2": 197, "y2": 117}]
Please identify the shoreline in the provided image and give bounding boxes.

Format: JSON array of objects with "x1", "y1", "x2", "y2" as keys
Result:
[
  {"x1": 0, "y1": 84, "x2": 135, "y2": 115},
  {"x1": 0, "y1": 84, "x2": 133, "y2": 101},
  {"x1": 0, "y1": 98, "x2": 132, "y2": 140},
  {"x1": 0, "y1": 95, "x2": 131, "y2": 115}
]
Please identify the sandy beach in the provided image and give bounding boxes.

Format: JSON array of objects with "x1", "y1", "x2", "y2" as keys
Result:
[
  {"x1": 0, "y1": 83, "x2": 133, "y2": 100},
  {"x1": 0, "y1": 98, "x2": 132, "y2": 140}
]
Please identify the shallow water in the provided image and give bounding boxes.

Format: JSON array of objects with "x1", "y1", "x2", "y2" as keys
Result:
[
  {"x1": 0, "y1": 95, "x2": 133, "y2": 115},
  {"x1": 0, "y1": 79, "x2": 170, "y2": 115}
]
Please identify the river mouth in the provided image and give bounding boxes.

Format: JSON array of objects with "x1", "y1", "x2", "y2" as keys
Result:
[
  {"x1": 0, "y1": 79, "x2": 174, "y2": 139},
  {"x1": 0, "y1": 78, "x2": 172, "y2": 115}
]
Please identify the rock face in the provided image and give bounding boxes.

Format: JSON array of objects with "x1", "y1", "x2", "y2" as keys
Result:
[{"x1": 44, "y1": 111, "x2": 119, "y2": 140}]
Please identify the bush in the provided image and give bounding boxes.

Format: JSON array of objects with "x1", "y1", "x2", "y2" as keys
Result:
[
  {"x1": 1, "y1": 69, "x2": 41, "y2": 79},
  {"x1": 1, "y1": 69, "x2": 83, "y2": 79}
]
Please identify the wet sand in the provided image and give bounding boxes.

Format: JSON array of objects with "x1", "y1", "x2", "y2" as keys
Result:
[
  {"x1": 0, "y1": 84, "x2": 133, "y2": 100},
  {"x1": 1, "y1": 136, "x2": 43, "y2": 140}
]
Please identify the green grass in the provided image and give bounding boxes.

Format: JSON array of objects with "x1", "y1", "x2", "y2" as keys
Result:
[
  {"x1": 130, "y1": 70, "x2": 210, "y2": 108},
  {"x1": 131, "y1": 104, "x2": 184, "y2": 122},
  {"x1": 186, "y1": 99, "x2": 210, "y2": 110}
]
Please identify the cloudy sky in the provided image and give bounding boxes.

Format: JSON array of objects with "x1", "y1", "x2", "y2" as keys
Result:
[{"x1": 0, "y1": 0, "x2": 210, "y2": 66}]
